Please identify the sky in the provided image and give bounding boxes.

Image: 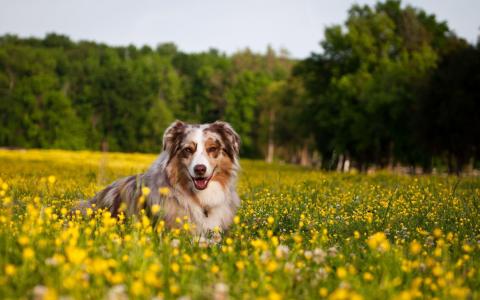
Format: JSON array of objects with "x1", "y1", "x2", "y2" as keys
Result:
[{"x1": 1, "y1": 0, "x2": 479, "y2": 58}]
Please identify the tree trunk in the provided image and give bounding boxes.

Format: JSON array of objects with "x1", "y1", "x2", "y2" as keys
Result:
[
  {"x1": 300, "y1": 144, "x2": 310, "y2": 166},
  {"x1": 266, "y1": 109, "x2": 275, "y2": 163},
  {"x1": 343, "y1": 155, "x2": 351, "y2": 172},
  {"x1": 336, "y1": 154, "x2": 344, "y2": 172}
]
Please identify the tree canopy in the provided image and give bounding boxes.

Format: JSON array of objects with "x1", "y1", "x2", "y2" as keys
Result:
[{"x1": 1, "y1": 0, "x2": 479, "y2": 173}]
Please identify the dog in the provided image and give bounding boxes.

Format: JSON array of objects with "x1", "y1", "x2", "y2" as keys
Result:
[{"x1": 84, "y1": 120, "x2": 241, "y2": 234}]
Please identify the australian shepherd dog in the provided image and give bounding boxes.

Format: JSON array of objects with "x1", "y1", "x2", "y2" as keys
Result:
[{"x1": 84, "y1": 120, "x2": 241, "y2": 234}]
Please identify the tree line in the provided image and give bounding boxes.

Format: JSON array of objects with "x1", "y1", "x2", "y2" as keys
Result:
[{"x1": 1, "y1": 0, "x2": 479, "y2": 173}]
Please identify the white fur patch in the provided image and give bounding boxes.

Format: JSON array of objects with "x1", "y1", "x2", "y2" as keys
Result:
[
  {"x1": 187, "y1": 127, "x2": 214, "y2": 180},
  {"x1": 196, "y1": 181, "x2": 225, "y2": 208}
]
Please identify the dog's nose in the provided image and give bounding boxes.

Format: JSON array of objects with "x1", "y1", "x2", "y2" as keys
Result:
[{"x1": 194, "y1": 164, "x2": 207, "y2": 176}]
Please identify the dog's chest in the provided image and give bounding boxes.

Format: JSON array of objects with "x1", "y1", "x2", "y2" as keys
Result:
[{"x1": 196, "y1": 181, "x2": 226, "y2": 208}]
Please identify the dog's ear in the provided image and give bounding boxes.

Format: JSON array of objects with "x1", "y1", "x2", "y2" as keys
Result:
[
  {"x1": 210, "y1": 121, "x2": 240, "y2": 158},
  {"x1": 162, "y1": 120, "x2": 186, "y2": 154}
]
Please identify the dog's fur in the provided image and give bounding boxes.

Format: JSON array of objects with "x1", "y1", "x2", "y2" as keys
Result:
[{"x1": 85, "y1": 120, "x2": 241, "y2": 234}]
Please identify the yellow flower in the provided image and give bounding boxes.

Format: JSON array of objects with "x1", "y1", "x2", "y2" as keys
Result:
[
  {"x1": 266, "y1": 260, "x2": 278, "y2": 272},
  {"x1": 409, "y1": 240, "x2": 422, "y2": 255},
  {"x1": 462, "y1": 244, "x2": 472, "y2": 253},
  {"x1": 236, "y1": 261, "x2": 245, "y2": 270},
  {"x1": 319, "y1": 287, "x2": 329, "y2": 297},
  {"x1": 433, "y1": 228, "x2": 443, "y2": 238},
  {"x1": 5, "y1": 264, "x2": 16, "y2": 276},
  {"x1": 336, "y1": 267, "x2": 347, "y2": 279},
  {"x1": 151, "y1": 204, "x2": 161, "y2": 214},
  {"x1": 109, "y1": 273, "x2": 124, "y2": 284},
  {"x1": 170, "y1": 283, "x2": 180, "y2": 295},
  {"x1": 367, "y1": 232, "x2": 390, "y2": 252},
  {"x1": 159, "y1": 187, "x2": 170, "y2": 196},
  {"x1": 363, "y1": 272, "x2": 374, "y2": 281},
  {"x1": 267, "y1": 216, "x2": 274, "y2": 225},
  {"x1": 18, "y1": 235, "x2": 29, "y2": 246},
  {"x1": 141, "y1": 186, "x2": 151, "y2": 196},
  {"x1": 47, "y1": 175, "x2": 56, "y2": 184},
  {"x1": 211, "y1": 265, "x2": 220, "y2": 273},
  {"x1": 233, "y1": 216, "x2": 240, "y2": 224},
  {"x1": 268, "y1": 291, "x2": 282, "y2": 300},
  {"x1": 171, "y1": 262, "x2": 180, "y2": 273},
  {"x1": 65, "y1": 246, "x2": 87, "y2": 264},
  {"x1": 131, "y1": 280, "x2": 144, "y2": 296},
  {"x1": 354, "y1": 231, "x2": 361, "y2": 239},
  {"x1": 23, "y1": 247, "x2": 35, "y2": 260},
  {"x1": 432, "y1": 265, "x2": 443, "y2": 277}
]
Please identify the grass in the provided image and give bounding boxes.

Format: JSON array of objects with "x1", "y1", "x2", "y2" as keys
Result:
[{"x1": 0, "y1": 149, "x2": 479, "y2": 299}]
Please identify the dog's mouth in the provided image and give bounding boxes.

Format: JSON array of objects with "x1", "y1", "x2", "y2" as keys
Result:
[{"x1": 191, "y1": 172, "x2": 214, "y2": 190}]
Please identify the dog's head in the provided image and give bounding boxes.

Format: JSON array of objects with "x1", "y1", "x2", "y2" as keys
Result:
[{"x1": 163, "y1": 120, "x2": 240, "y2": 191}]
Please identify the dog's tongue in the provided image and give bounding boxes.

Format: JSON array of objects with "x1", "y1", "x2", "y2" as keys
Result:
[{"x1": 194, "y1": 178, "x2": 209, "y2": 190}]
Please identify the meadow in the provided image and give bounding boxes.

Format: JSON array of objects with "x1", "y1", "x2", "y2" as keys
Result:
[{"x1": 0, "y1": 149, "x2": 479, "y2": 300}]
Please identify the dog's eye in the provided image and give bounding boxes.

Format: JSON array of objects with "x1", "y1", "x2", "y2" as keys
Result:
[
  {"x1": 207, "y1": 147, "x2": 217, "y2": 153},
  {"x1": 184, "y1": 147, "x2": 194, "y2": 154}
]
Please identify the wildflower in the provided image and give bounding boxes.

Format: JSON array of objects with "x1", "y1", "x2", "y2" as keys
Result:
[
  {"x1": 142, "y1": 186, "x2": 151, "y2": 196},
  {"x1": 266, "y1": 260, "x2": 278, "y2": 272},
  {"x1": 18, "y1": 235, "x2": 29, "y2": 246},
  {"x1": 211, "y1": 265, "x2": 220, "y2": 273},
  {"x1": 313, "y1": 248, "x2": 326, "y2": 263},
  {"x1": 354, "y1": 231, "x2": 361, "y2": 239},
  {"x1": 432, "y1": 265, "x2": 443, "y2": 277},
  {"x1": 151, "y1": 204, "x2": 161, "y2": 215},
  {"x1": 47, "y1": 175, "x2": 56, "y2": 184},
  {"x1": 317, "y1": 268, "x2": 328, "y2": 280},
  {"x1": 131, "y1": 280, "x2": 144, "y2": 296},
  {"x1": 5, "y1": 264, "x2": 16, "y2": 276},
  {"x1": 275, "y1": 245, "x2": 290, "y2": 259},
  {"x1": 271, "y1": 236, "x2": 280, "y2": 246},
  {"x1": 268, "y1": 291, "x2": 282, "y2": 300},
  {"x1": 23, "y1": 247, "x2": 35, "y2": 260},
  {"x1": 433, "y1": 228, "x2": 443, "y2": 238},
  {"x1": 327, "y1": 246, "x2": 338, "y2": 257},
  {"x1": 304, "y1": 250, "x2": 313, "y2": 260},
  {"x1": 363, "y1": 272, "x2": 374, "y2": 281},
  {"x1": 169, "y1": 283, "x2": 180, "y2": 295},
  {"x1": 159, "y1": 187, "x2": 170, "y2": 196},
  {"x1": 65, "y1": 246, "x2": 87, "y2": 264},
  {"x1": 319, "y1": 287, "x2": 329, "y2": 297},
  {"x1": 409, "y1": 240, "x2": 421, "y2": 255},
  {"x1": 462, "y1": 244, "x2": 472, "y2": 253},
  {"x1": 233, "y1": 216, "x2": 240, "y2": 224},
  {"x1": 171, "y1": 263, "x2": 180, "y2": 273},
  {"x1": 336, "y1": 267, "x2": 347, "y2": 279},
  {"x1": 235, "y1": 261, "x2": 245, "y2": 270},
  {"x1": 33, "y1": 285, "x2": 57, "y2": 300},
  {"x1": 367, "y1": 232, "x2": 390, "y2": 252},
  {"x1": 267, "y1": 216, "x2": 274, "y2": 225}
]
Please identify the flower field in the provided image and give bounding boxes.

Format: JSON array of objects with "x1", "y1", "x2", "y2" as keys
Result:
[{"x1": 0, "y1": 149, "x2": 479, "y2": 300}]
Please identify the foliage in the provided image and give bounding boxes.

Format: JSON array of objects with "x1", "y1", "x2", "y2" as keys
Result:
[
  {"x1": 283, "y1": 0, "x2": 480, "y2": 172},
  {"x1": 1, "y1": 0, "x2": 479, "y2": 172},
  {"x1": 0, "y1": 35, "x2": 290, "y2": 156}
]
